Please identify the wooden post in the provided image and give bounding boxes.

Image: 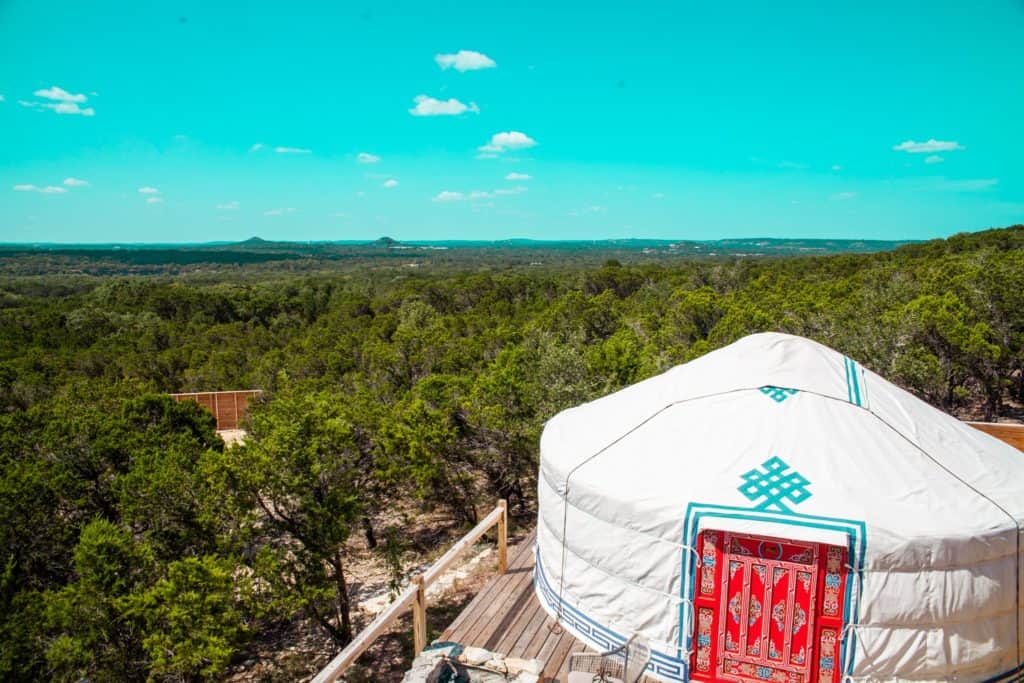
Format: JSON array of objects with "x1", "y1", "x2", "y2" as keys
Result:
[
  {"x1": 497, "y1": 499, "x2": 508, "y2": 573},
  {"x1": 412, "y1": 574, "x2": 427, "y2": 656},
  {"x1": 312, "y1": 503, "x2": 507, "y2": 682}
]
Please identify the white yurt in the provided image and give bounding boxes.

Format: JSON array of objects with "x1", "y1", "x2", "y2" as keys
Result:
[{"x1": 535, "y1": 332, "x2": 1023, "y2": 683}]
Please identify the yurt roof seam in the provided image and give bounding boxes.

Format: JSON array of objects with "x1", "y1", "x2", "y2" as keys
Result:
[
  {"x1": 862, "y1": 392, "x2": 1022, "y2": 669},
  {"x1": 558, "y1": 387, "x2": 758, "y2": 482},
  {"x1": 561, "y1": 384, "x2": 1022, "y2": 534},
  {"x1": 554, "y1": 386, "x2": 756, "y2": 631},
  {"x1": 867, "y1": 407, "x2": 1021, "y2": 529}
]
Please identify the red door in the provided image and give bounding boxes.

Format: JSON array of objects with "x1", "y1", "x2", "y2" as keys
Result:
[{"x1": 691, "y1": 530, "x2": 847, "y2": 683}]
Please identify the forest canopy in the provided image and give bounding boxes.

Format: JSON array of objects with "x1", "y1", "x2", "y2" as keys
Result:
[{"x1": 1, "y1": 225, "x2": 1022, "y2": 681}]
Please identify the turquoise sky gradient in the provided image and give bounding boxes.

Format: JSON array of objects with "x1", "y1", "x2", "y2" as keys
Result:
[{"x1": 2, "y1": 0, "x2": 1022, "y2": 243}]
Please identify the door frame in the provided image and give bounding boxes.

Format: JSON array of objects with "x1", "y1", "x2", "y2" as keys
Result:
[
  {"x1": 679, "y1": 504, "x2": 866, "y2": 683},
  {"x1": 691, "y1": 529, "x2": 847, "y2": 683}
]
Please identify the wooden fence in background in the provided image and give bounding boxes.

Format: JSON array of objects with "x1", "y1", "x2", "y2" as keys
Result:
[{"x1": 170, "y1": 390, "x2": 262, "y2": 431}]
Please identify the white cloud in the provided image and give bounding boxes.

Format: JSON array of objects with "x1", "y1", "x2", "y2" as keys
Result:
[
  {"x1": 568, "y1": 205, "x2": 607, "y2": 216},
  {"x1": 20, "y1": 99, "x2": 95, "y2": 116},
  {"x1": 435, "y1": 50, "x2": 496, "y2": 72},
  {"x1": 63, "y1": 177, "x2": 89, "y2": 187},
  {"x1": 777, "y1": 160, "x2": 808, "y2": 170},
  {"x1": 275, "y1": 146, "x2": 312, "y2": 154},
  {"x1": 924, "y1": 155, "x2": 944, "y2": 164},
  {"x1": 383, "y1": 179, "x2": 399, "y2": 188},
  {"x1": 13, "y1": 184, "x2": 67, "y2": 193},
  {"x1": 409, "y1": 94, "x2": 479, "y2": 116},
  {"x1": 940, "y1": 178, "x2": 998, "y2": 191},
  {"x1": 264, "y1": 207, "x2": 297, "y2": 216},
  {"x1": 138, "y1": 187, "x2": 160, "y2": 194},
  {"x1": 831, "y1": 165, "x2": 842, "y2": 171},
  {"x1": 493, "y1": 186, "x2": 527, "y2": 196},
  {"x1": 34, "y1": 86, "x2": 87, "y2": 103},
  {"x1": 217, "y1": 201, "x2": 241, "y2": 210},
  {"x1": 146, "y1": 196, "x2": 163, "y2": 204},
  {"x1": 433, "y1": 186, "x2": 527, "y2": 202},
  {"x1": 55, "y1": 102, "x2": 95, "y2": 116},
  {"x1": 23, "y1": 86, "x2": 95, "y2": 116},
  {"x1": 829, "y1": 191, "x2": 858, "y2": 201},
  {"x1": 652, "y1": 192, "x2": 665, "y2": 199},
  {"x1": 893, "y1": 139, "x2": 964, "y2": 154},
  {"x1": 505, "y1": 172, "x2": 531, "y2": 180},
  {"x1": 479, "y1": 131, "x2": 537, "y2": 154},
  {"x1": 0, "y1": 95, "x2": 5, "y2": 102},
  {"x1": 250, "y1": 143, "x2": 265, "y2": 152},
  {"x1": 357, "y1": 152, "x2": 381, "y2": 164}
]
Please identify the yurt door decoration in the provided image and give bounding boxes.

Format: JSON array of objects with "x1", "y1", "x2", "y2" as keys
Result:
[{"x1": 691, "y1": 530, "x2": 848, "y2": 683}]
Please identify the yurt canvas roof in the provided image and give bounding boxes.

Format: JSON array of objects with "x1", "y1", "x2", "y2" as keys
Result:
[{"x1": 535, "y1": 332, "x2": 1023, "y2": 683}]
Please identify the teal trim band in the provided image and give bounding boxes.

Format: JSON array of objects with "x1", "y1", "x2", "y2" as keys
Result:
[
  {"x1": 534, "y1": 547, "x2": 687, "y2": 681},
  {"x1": 844, "y1": 356, "x2": 863, "y2": 407},
  {"x1": 844, "y1": 356, "x2": 853, "y2": 404}
]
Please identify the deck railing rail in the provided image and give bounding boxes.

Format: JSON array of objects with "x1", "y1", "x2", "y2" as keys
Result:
[
  {"x1": 968, "y1": 421, "x2": 1024, "y2": 452},
  {"x1": 312, "y1": 500, "x2": 508, "y2": 683}
]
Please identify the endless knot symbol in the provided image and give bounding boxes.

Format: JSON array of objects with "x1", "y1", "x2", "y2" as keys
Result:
[
  {"x1": 759, "y1": 385, "x2": 799, "y2": 403},
  {"x1": 738, "y1": 456, "x2": 812, "y2": 512}
]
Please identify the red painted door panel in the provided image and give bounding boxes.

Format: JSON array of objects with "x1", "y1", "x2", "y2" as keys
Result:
[{"x1": 691, "y1": 530, "x2": 847, "y2": 683}]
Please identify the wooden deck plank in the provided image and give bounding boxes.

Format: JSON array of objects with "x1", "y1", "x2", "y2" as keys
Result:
[
  {"x1": 437, "y1": 526, "x2": 661, "y2": 683},
  {"x1": 446, "y1": 544, "x2": 534, "y2": 644},
  {"x1": 490, "y1": 584, "x2": 544, "y2": 654},
  {"x1": 442, "y1": 532, "x2": 535, "y2": 641},
  {"x1": 438, "y1": 528, "x2": 590, "y2": 682},
  {"x1": 505, "y1": 596, "x2": 549, "y2": 658},
  {"x1": 545, "y1": 630, "x2": 584, "y2": 682}
]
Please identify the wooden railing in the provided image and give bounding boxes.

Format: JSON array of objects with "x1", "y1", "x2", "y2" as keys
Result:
[
  {"x1": 312, "y1": 500, "x2": 509, "y2": 683},
  {"x1": 969, "y1": 421, "x2": 1024, "y2": 452}
]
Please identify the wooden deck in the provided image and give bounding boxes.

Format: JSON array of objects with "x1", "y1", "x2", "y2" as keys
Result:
[{"x1": 441, "y1": 529, "x2": 657, "y2": 683}]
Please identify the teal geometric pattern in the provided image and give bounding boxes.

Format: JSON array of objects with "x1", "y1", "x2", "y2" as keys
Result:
[
  {"x1": 759, "y1": 385, "x2": 799, "y2": 403},
  {"x1": 738, "y1": 456, "x2": 812, "y2": 512}
]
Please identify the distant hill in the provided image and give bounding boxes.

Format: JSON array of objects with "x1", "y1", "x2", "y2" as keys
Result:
[{"x1": 3, "y1": 226, "x2": 1021, "y2": 276}]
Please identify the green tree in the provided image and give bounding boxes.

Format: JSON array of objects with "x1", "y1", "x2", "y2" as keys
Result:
[
  {"x1": 225, "y1": 381, "x2": 369, "y2": 644},
  {"x1": 43, "y1": 519, "x2": 153, "y2": 682},
  {"x1": 128, "y1": 556, "x2": 248, "y2": 681}
]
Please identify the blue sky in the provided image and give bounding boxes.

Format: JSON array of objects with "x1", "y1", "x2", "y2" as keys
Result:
[{"x1": 1, "y1": 0, "x2": 1022, "y2": 243}]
